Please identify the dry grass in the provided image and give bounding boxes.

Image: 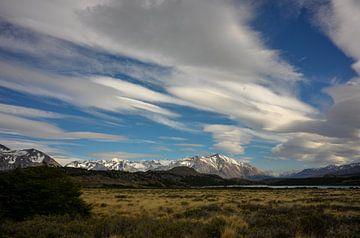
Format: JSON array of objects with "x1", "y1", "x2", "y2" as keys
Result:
[
  {"x1": 2, "y1": 188, "x2": 360, "y2": 238},
  {"x1": 82, "y1": 188, "x2": 360, "y2": 219}
]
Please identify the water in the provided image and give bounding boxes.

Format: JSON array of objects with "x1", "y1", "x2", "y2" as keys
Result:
[{"x1": 200, "y1": 185, "x2": 360, "y2": 189}]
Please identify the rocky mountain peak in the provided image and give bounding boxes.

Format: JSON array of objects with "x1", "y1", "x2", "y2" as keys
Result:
[
  {"x1": 0, "y1": 144, "x2": 10, "y2": 152},
  {"x1": 0, "y1": 145, "x2": 61, "y2": 170}
]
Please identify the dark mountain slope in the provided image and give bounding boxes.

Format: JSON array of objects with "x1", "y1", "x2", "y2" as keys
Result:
[{"x1": 62, "y1": 166, "x2": 255, "y2": 188}]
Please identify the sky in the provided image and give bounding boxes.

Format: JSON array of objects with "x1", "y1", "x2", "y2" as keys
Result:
[{"x1": 0, "y1": 0, "x2": 359, "y2": 172}]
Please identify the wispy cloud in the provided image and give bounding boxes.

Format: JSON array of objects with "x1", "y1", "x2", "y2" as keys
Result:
[
  {"x1": 0, "y1": 103, "x2": 126, "y2": 141},
  {"x1": 204, "y1": 124, "x2": 252, "y2": 154},
  {"x1": 159, "y1": 136, "x2": 187, "y2": 141},
  {"x1": 0, "y1": 1, "x2": 314, "y2": 133},
  {"x1": 0, "y1": 103, "x2": 63, "y2": 118},
  {"x1": 272, "y1": 133, "x2": 360, "y2": 165},
  {"x1": 269, "y1": 0, "x2": 360, "y2": 165},
  {"x1": 175, "y1": 143, "x2": 203, "y2": 148}
]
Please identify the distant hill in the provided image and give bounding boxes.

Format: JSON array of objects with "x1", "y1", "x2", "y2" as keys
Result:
[
  {"x1": 66, "y1": 153, "x2": 263, "y2": 179},
  {"x1": 0, "y1": 144, "x2": 61, "y2": 170},
  {"x1": 284, "y1": 163, "x2": 360, "y2": 178},
  {"x1": 62, "y1": 166, "x2": 255, "y2": 188},
  {"x1": 264, "y1": 176, "x2": 360, "y2": 186},
  {"x1": 167, "y1": 166, "x2": 200, "y2": 176}
]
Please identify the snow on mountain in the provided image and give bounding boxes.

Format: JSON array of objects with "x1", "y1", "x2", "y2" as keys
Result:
[
  {"x1": 65, "y1": 153, "x2": 263, "y2": 178},
  {"x1": 66, "y1": 158, "x2": 167, "y2": 172},
  {"x1": 284, "y1": 163, "x2": 360, "y2": 178},
  {"x1": 0, "y1": 144, "x2": 10, "y2": 152},
  {"x1": 157, "y1": 154, "x2": 262, "y2": 178},
  {"x1": 0, "y1": 144, "x2": 61, "y2": 170}
]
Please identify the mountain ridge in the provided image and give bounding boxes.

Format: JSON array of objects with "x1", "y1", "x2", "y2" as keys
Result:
[
  {"x1": 284, "y1": 163, "x2": 360, "y2": 178},
  {"x1": 2, "y1": 143, "x2": 360, "y2": 180},
  {"x1": 66, "y1": 153, "x2": 263, "y2": 178}
]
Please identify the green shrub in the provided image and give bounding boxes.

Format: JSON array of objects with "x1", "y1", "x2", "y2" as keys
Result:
[
  {"x1": 299, "y1": 212, "x2": 337, "y2": 237},
  {"x1": 179, "y1": 204, "x2": 224, "y2": 218},
  {"x1": 0, "y1": 167, "x2": 91, "y2": 221},
  {"x1": 203, "y1": 216, "x2": 227, "y2": 238}
]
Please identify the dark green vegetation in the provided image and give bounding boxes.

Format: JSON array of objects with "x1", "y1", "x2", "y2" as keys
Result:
[
  {"x1": 0, "y1": 167, "x2": 91, "y2": 221},
  {"x1": 62, "y1": 166, "x2": 254, "y2": 188}
]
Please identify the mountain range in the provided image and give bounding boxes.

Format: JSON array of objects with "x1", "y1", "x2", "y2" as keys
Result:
[
  {"x1": 1, "y1": 144, "x2": 360, "y2": 180},
  {"x1": 65, "y1": 154, "x2": 263, "y2": 178},
  {"x1": 283, "y1": 163, "x2": 360, "y2": 178}
]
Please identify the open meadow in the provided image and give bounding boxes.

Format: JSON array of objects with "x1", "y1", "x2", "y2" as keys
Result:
[{"x1": 2, "y1": 188, "x2": 360, "y2": 238}]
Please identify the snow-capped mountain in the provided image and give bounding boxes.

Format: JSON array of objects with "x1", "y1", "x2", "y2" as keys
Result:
[
  {"x1": 0, "y1": 144, "x2": 61, "y2": 170},
  {"x1": 66, "y1": 159, "x2": 165, "y2": 172},
  {"x1": 157, "y1": 154, "x2": 262, "y2": 178},
  {"x1": 0, "y1": 144, "x2": 10, "y2": 152},
  {"x1": 66, "y1": 153, "x2": 263, "y2": 178},
  {"x1": 284, "y1": 163, "x2": 360, "y2": 178}
]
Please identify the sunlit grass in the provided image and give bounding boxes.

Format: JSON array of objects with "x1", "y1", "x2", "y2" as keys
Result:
[
  {"x1": 2, "y1": 188, "x2": 360, "y2": 237},
  {"x1": 82, "y1": 188, "x2": 360, "y2": 219}
]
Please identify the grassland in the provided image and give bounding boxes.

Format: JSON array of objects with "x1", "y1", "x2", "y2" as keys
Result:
[{"x1": 2, "y1": 188, "x2": 360, "y2": 238}]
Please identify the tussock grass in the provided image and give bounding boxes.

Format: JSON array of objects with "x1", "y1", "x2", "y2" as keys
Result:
[{"x1": 1, "y1": 188, "x2": 360, "y2": 237}]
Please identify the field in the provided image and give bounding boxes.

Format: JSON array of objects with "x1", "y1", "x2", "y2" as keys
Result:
[{"x1": 2, "y1": 188, "x2": 360, "y2": 238}]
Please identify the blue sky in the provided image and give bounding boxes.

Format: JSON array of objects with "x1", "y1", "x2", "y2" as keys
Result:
[{"x1": 0, "y1": 0, "x2": 359, "y2": 172}]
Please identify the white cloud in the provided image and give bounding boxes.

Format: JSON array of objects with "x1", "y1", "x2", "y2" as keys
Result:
[
  {"x1": 317, "y1": 0, "x2": 360, "y2": 61},
  {"x1": 0, "y1": 112, "x2": 125, "y2": 140},
  {"x1": 77, "y1": 0, "x2": 300, "y2": 80},
  {"x1": 169, "y1": 82, "x2": 315, "y2": 130},
  {"x1": 5, "y1": 0, "x2": 356, "y2": 166},
  {"x1": 0, "y1": 103, "x2": 63, "y2": 118},
  {"x1": 159, "y1": 136, "x2": 187, "y2": 141},
  {"x1": 204, "y1": 124, "x2": 286, "y2": 155},
  {"x1": 76, "y1": 0, "x2": 315, "y2": 132},
  {"x1": 116, "y1": 96, "x2": 176, "y2": 117},
  {"x1": 266, "y1": 0, "x2": 360, "y2": 165},
  {"x1": 0, "y1": 61, "x2": 189, "y2": 130},
  {"x1": 272, "y1": 133, "x2": 360, "y2": 165},
  {"x1": 317, "y1": 0, "x2": 360, "y2": 138},
  {"x1": 92, "y1": 77, "x2": 184, "y2": 105},
  {"x1": 175, "y1": 143, "x2": 203, "y2": 147},
  {"x1": 0, "y1": 0, "x2": 299, "y2": 81},
  {"x1": 204, "y1": 124, "x2": 253, "y2": 154},
  {"x1": 0, "y1": 0, "x2": 314, "y2": 132}
]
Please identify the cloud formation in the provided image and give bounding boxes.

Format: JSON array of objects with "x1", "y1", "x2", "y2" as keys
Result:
[
  {"x1": 0, "y1": 0, "x2": 314, "y2": 131},
  {"x1": 270, "y1": 0, "x2": 360, "y2": 164},
  {"x1": 0, "y1": 0, "x2": 359, "y2": 166},
  {"x1": 272, "y1": 133, "x2": 360, "y2": 165},
  {"x1": 204, "y1": 124, "x2": 285, "y2": 155},
  {"x1": 204, "y1": 125, "x2": 252, "y2": 154},
  {"x1": 0, "y1": 112, "x2": 125, "y2": 140}
]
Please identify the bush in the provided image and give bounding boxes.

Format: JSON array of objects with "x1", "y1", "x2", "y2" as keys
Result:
[{"x1": 0, "y1": 167, "x2": 91, "y2": 221}]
